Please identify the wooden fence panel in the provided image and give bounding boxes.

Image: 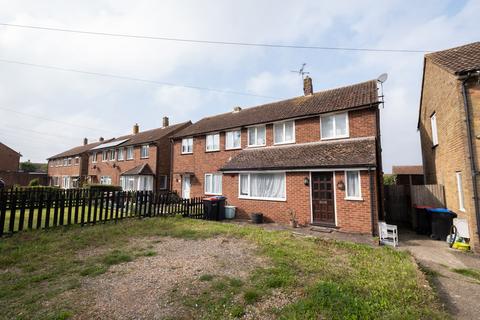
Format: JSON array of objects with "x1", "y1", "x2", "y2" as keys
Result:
[{"x1": 410, "y1": 184, "x2": 445, "y2": 208}]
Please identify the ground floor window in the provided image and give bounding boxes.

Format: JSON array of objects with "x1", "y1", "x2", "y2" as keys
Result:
[
  {"x1": 71, "y1": 177, "x2": 80, "y2": 188},
  {"x1": 120, "y1": 175, "x2": 154, "y2": 191},
  {"x1": 62, "y1": 176, "x2": 71, "y2": 189},
  {"x1": 205, "y1": 173, "x2": 222, "y2": 195},
  {"x1": 239, "y1": 172, "x2": 286, "y2": 200},
  {"x1": 52, "y1": 176, "x2": 60, "y2": 186},
  {"x1": 100, "y1": 176, "x2": 112, "y2": 185},
  {"x1": 345, "y1": 170, "x2": 361, "y2": 200}
]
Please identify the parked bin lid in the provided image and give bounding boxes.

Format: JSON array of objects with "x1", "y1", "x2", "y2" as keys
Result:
[
  {"x1": 203, "y1": 197, "x2": 217, "y2": 201},
  {"x1": 426, "y1": 208, "x2": 451, "y2": 213}
]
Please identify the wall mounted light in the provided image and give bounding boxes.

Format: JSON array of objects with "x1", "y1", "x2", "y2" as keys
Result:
[
  {"x1": 304, "y1": 177, "x2": 309, "y2": 186},
  {"x1": 337, "y1": 181, "x2": 345, "y2": 191}
]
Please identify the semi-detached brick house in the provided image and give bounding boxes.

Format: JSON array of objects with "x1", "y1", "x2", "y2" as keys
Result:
[
  {"x1": 87, "y1": 118, "x2": 191, "y2": 192},
  {"x1": 172, "y1": 77, "x2": 384, "y2": 234},
  {"x1": 418, "y1": 42, "x2": 480, "y2": 250},
  {"x1": 48, "y1": 138, "x2": 107, "y2": 188},
  {"x1": 0, "y1": 142, "x2": 21, "y2": 172}
]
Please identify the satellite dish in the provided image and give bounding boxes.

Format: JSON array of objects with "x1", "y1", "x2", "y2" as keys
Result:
[{"x1": 377, "y1": 73, "x2": 388, "y2": 83}]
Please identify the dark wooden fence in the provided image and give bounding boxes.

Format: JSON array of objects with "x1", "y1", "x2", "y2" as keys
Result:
[{"x1": 0, "y1": 189, "x2": 205, "y2": 236}]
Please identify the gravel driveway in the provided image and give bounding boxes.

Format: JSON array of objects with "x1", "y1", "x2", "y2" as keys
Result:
[{"x1": 68, "y1": 237, "x2": 267, "y2": 319}]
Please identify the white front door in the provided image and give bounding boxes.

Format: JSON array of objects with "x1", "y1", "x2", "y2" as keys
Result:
[{"x1": 182, "y1": 175, "x2": 191, "y2": 199}]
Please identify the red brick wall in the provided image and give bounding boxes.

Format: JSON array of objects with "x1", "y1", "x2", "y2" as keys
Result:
[
  {"x1": 172, "y1": 108, "x2": 379, "y2": 234},
  {"x1": 47, "y1": 157, "x2": 83, "y2": 187},
  {"x1": 0, "y1": 144, "x2": 20, "y2": 172}
]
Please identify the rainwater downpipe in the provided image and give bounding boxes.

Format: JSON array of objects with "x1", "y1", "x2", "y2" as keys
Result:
[
  {"x1": 369, "y1": 167, "x2": 376, "y2": 236},
  {"x1": 460, "y1": 71, "x2": 480, "y2": 242}
]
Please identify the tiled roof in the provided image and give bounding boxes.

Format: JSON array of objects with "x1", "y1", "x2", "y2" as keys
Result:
[
  {"x1": 220, "y1": 137, "x2": 376, "y2": 171},
  {"x1": 392, "y1": 165, "x2": 423, "y2": 175},
  {"x1": 426, "y1": 42, "x2": 480, "y2": 75},
  {"x1": 48, "y1": 140, "x2": 110, "y2": 160},
  {"x1": 0, "y1": 142, "x2": 21, "y2": 156},
  {"x1": 174, "y1": 80, "x2": 379, "y2": 138},
  {"x1": 121, "y1": 163, "x2": 154, "y2": 176},
  {"x1": 99, "y1": 121, "x2": 191, "y2": 149}
]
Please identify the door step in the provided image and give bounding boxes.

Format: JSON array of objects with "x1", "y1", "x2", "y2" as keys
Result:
[{"x1": 310, "y1": 226, "x2": 334, "y2": 233}]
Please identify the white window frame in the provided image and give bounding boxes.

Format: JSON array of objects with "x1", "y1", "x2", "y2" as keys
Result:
[
  {"x1": 140, "y1": 144, "x2": 150, "y2": 159},
  {"x1": 109, "y1": 149, "x2": 115, "y2": 161},
  {"x1": 225, "y1": 130, "x2": 242, "y2": 150},
  {"x1": 247, "y1": 125, "x2": 267, "y2": 147},
  {"x1": 320, "y1": 112, "x2": 349, "y2": 140},
  {"x1": 182, "y1": 138, "x2": 193, "y2": 154},
  {"x1": 273, "y1": 120, "x2": 295, "y2": 145},
  {"x1": 159, "y1": 175, "x2": 168, "y2": 190},
  {"x1": 431, "y1": 113, "x2": 438, "y2": 147},
  {"x1": 74, "y1": 156, "x2": 80, "y2": 166},
  {"x1": 204, "y1": 173, "x2": 223, "y2": 195},
  {"x1": 456, "y1": 172, "x2": 466, "y2": 212},
  {"x1": 117, "y1": 148, "x2": 124, "y2": 161},
  {"x1": 206, "y1": 133, "x2": 220, "y2": 152},
  {"x1": 92, "y1": 152, "x2": 97, "y2": 163},
  {"x1": 126, "y1": 146, "x2": 134, "y2": 160},
  {"x1": 102, "y1": 150, "x2": 108, "y2": 162},
  {"x1": 67, "y1": 158, "x2": 72, "y2": 166},
  {"x1": 100, "y1": 176, "x2": 112, "y2": 185},
  {"x1": 238, "y1": 172, "x2": 286, "y2": 201},
  {"x1": 345, "y1": 170, "x2": 362, "y2": 200}
]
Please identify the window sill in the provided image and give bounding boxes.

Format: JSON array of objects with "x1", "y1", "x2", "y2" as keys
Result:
[
  {"x1": 181, "y1": 152, "x2": 193, "y2": 155},
  {"x1": 239, "y1": 196, "x2": 286, "y2": 202},
  {"x1": 126, "y1": 158, "x2": 134, "y2": 161},
  {"x1": 205, "y1": 193, "x2": 222, "y2": 196},
  {"x1": 225, "y1": 147, "x2": 242, "y2": 151},
  {"x1": 345, "y1": 197, "x2": 363, "y2": 201},
  {"x1": 247, "y1": 144, "x2": 266, "y2": 148},
  {"x1": 205, "y1": 149, "x2": 220, "y2": 153},
  {"x1": 320, "y1": 136, "x2": 349, "y2": 141},
  {"x1": 140, "y1": 157, "x2": 149, "y2": 159},
  {"x1": 274, "y1": 141, "x2": 295, "y2": 146}
]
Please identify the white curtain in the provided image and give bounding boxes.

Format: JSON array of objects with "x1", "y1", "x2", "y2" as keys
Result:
[
  {"x1": 240, "y1": 174, "x2": 249, "y2": 195},
  {"x1": 257, "y1": 126, "x2": 266, "y2": 145},
  {"x1": 250, "y1": 173, "x2": 285, "y2": 199},
  {"x1": 285, "y1": 121, "x2": 294, "y2": 141},
  {"x1": 335, "y1": 113, "x2": 347, "y2": 136},
  {"x1": 321, "y1": 116, "x2": 334, "y2": 138},
  {"x1": 274, "y1": 123, "x2": 283, "y2": 143},
  {"x1": 227, "y1": 130, "x2": 241, "y2": 149},
  {"x1": 347, "y1": 171, "x2": 360, "y2": 197}
]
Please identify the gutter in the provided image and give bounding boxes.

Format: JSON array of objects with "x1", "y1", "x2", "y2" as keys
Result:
[{"x1": 460, "y1": 71, "x2": 480, "y2": 242}]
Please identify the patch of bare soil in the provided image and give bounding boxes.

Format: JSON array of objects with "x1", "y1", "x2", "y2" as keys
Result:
[{"x1": 68, "y1": 237, "x2": 268, "y2": 319}]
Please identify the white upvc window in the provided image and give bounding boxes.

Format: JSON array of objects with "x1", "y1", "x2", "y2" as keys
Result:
[
  {"x1": 63, "y1": 158, "x2": 68, "y2": 166},
  {"x1": 117, "y1": 148, "x2": 124, "y2": 161},
  {"x1": 226, "y1": 130, "x2": 241, "y2": 150},
  {"x1": 182, "y1": 138, "x2": 193, "y2": 154},
  {"x1": 205, "y1": 173, "x2": 222, "y2": 195},
  {"x1": 67, "y1": 158, "x2": 72, "y2": 166},
  {"x1": 63, "y1": 176, "x2": 71, "y2": 189},
  {"x1": 109, "y1": 149, "x2": 115, "y2": 161},
  {"x1": 456, "y1": 172, "x2": 465, "y2": 212},
  {"x1": 345, "y1": 170, "x2": 362, "y2": 200},
  {"x1": 100, "y1": 176, "x2": 112, "y2": 185},
  {"x1": 239, "y1": 172, "x2": 286, "y2": 201},
  {"x1": 431, "y1": 113, "x2": 438, "y2": 146},
  {"x1": 92, "y1": 152, "x2": 97, "y2": 163},
  {"x1": 126, "y1": 146, "x2": 134, "y2": 160},
  {"x1": 53, "y1": 176, "x2": 60, "y2": 186},
  {"x1": 159, "y1": 175, "x2": 168, "y2": 190},
  {"x1": 102, "y1": 150, "x2": 108, "y2": 162},
  {"x1": 74, "y1": 157, "x2": 80, "y2": 165},
  {"x1": 206, "y1": 133, "x2": 220, "y2": 152},
  {"x1": 321, "y1": 112, "x2": 349, "y2": 140},
  {"x1": 274, "y1": 120, "x2": 295, "y2": 145},
  {"x1": 248, "y1": 125, "x2": 266, "y2": 147},
  {"x1": 141, "y1": 145, "x2": 149, "y2": 158}
]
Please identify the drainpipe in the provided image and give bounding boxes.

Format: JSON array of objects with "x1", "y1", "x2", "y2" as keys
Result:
[
  {"x1": 460, "y1": 71, "x2": 480, "y2": 242},
  {"x1": 369, "y1": 167, "x2": 376, "y2": 236}
]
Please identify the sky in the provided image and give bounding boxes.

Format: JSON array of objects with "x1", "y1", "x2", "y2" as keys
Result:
[{"x1": 0, "y1": 0, "x2": 478, "y2": 172}]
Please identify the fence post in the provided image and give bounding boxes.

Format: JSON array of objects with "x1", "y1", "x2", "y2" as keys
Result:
[{"x1": 0, "y1": 190, "x2": 6, "y2": 236}]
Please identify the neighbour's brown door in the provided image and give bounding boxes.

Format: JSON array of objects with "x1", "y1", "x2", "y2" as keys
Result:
[{"x1": 311, "y1": 172, "x2": 335, "y2": 225}]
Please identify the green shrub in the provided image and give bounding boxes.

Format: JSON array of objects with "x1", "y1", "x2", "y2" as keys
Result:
[{"x1": 28, "y1": 178, "x2": 40, "y2": 187}]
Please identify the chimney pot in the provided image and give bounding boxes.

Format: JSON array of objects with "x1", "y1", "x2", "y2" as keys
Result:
[
  {"x1": 99, "y1": 137, "x2": 104, "y2": 142},
  {"x1": 133, "y1": 123, "x2": 139, "y2": 134},
  {"x1": 162, "y1": 116, "x2": 169, "y2": 128},
  {"x1": 233, "y1": 106, "x2": 242, "y2": 113},
  {"x1": 83, "y1": 138, "x2": 88, "y2": 145},
  {"x1": 303, "y1": 76, "x2": 313, "y2": 96}
]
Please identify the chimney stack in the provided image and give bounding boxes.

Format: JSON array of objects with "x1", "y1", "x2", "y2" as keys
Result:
[
  {"x1": 99, "y1": 137, "x2": 104, "y2": 142},
  {"x1": 83, "y1": 137, "x2": 88, "y2": 146},
  {"x1": 233, "y1": 106, "x2": 242, "y2": 113},
  {"x1": 162, "y1": 116, "x2": 169, "y2": 128},
  {"x1": 303, "y1": 76, "x2": 313, "y2": 96},
  {"x1": 133, "y1": 123, "x2": 139, "y2": 134}
]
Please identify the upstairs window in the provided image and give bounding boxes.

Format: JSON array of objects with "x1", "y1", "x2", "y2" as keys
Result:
[
  {"x1": 345, "y1": 170, "x2": 362, "y2": 200},
  {"x1": 141, "y1": 145, "x2": 149, "y2": 158},
  {"x1": 182, "y1": 138, "x2": 193, "y2": 154},
  {"x1": 126, "y1": 146, "x2": 134, "y2": 160},
  {"x1": 205, "y1": 173, "x2": 222, "y2": 195},
  {"x1": 206, "y1": 133, "x2": 220, "y2": 152},
  {"x1": 274, "y1": 121, "x2": 295, "y2": 144},
  {"x1": 92, "y1": 152, "x2": 97, "y2": 163},
  {"x1": 431, "y1": 113, "x2": 438, "y2": 146},
  {"x1": 248, "y1": 125, "x2": 266, "y2": 147},
  {"x1": 74, "y1": 157, "x2": 80, "y2": 165},
  {"x1": 226, "y1": 130, "x2": 241, "y2": 150},
  {"x1": 109, "y1": 149, "x2": 115, "y2": 161},
  {"x1": 117, "y1": 148, "x2": 124, "y2": 161},
  {"x1": 63, "y1": 158, "x2": 68, "y2": 166},
  {"x1": 321, "y1": 112, "x2": 348, "y2": 140},
  {"x1": 102, "y1": 150, "x2": 108, "y2": 161}
]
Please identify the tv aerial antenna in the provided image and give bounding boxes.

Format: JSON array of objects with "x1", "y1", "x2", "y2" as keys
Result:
[
  {"x1": 377, "y1": 73, "x2": 388, "y2": 108},
  {"x1": 291, "y1": 63, "x2": 310, "y2": 79}
]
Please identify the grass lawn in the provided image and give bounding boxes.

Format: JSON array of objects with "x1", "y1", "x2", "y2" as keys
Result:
[{"x1": 0, "y1": 217, "x2": 448, "y2": 319}]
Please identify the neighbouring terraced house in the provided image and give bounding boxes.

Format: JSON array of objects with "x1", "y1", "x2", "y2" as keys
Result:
[
  {"x1": 48, "y1": 117, "x2": 190, "y2": 192},
  {"x1": 418, "y1": 41, "x2": 480, "y2": 250},
  {"x1": 171, "y1": 77, "x2": 384, "y2": 234}
]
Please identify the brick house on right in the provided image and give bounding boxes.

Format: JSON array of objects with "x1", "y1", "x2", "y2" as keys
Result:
[{"x1": 418, "y1": 42, "x2": 480, "y2": 250}]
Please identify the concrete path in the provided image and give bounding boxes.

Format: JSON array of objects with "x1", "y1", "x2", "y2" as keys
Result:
[{"x1": 400, "y1": 231, "x2": 480, "y2": 320}]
